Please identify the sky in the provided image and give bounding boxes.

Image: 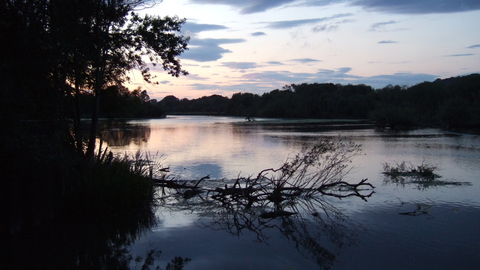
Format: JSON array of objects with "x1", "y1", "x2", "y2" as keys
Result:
[{"x1": 129, "y1": 0, "x2": 480, "y2": 100}]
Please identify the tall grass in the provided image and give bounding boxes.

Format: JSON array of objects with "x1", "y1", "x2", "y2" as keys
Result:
[{"x1": 66, "y1": 149, "x2": 159, "y2": 218}]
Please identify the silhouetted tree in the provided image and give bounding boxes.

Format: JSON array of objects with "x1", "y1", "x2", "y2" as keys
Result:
[{"x1": 0, "y1": 0, "x2": 188, "y2": 233}]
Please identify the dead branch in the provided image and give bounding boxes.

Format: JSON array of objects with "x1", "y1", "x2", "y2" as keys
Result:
[{"x1": 318, "y1": 179, "x2": 375, "y2": 201}]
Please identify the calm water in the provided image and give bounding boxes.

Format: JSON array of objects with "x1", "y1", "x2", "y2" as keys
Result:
[{"x1": 102, "y1": 116, "x2": 480, "y2": 270}]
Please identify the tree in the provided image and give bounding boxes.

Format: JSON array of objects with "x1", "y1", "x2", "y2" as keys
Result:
[
  {"x1": 45, "y1": 0, "x2": 190, "y2": 159},
  {"x1": 0, "y1": 0, "x2": 188, "y2": 159}
]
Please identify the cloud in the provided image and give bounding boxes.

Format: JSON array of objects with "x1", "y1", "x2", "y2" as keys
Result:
[
  {"x1": 188, "y1": 82, "x2": 273, "y2": 95},
  {"x1": 188, "y1": 0, "x2": 296, "y2": 14},
  {"x1": 182, "y1": 38, "x2": 246, "y2": 62},
  {"x1": 297, "y1": 0, "x2": 349, "y2": 7},
  {"x1": 159, "y1": 80, "x2": 170, "y2": 84},
  {"x1": 445, "y1": 53, "x2": 475, "y2": 57},
  {"x1": 265, "y1": 13, "x2": 353, "y2": 29},
  {"x1": 467, "y1": 44, "x2": 480, "y2": 49},
  {"x1": 314, "y1": 67, "x2": 358, "y2": 80},
  {"x1": 185, "y1": 74, "x2": 209, "y2": 80},
  {"x1": 251, "y1": 31, "x2": 266, "y2": 36},
  {"x1": 369, "y1": 20, "x2": 399, "y2": 31},
  {"x1": 190, "y1": 0, "x2": 480, "y2": 15},
  {"x1": 190, "y1": 38, "x2": 246, "y2": 46},
  {"x1": 182, "y1": 22, "x2": 228, "y2": 33},
  {"x1": 312, "y1": 19, "x2": 354, "y2": 32},
  {"x1": 378, "y1": 40, "x2": 398, "y2": 44},
  {"x1": 266, "y1": 61, "x2": 285, "y2": 66},
  {"x1": 312, "y1": 24, "x2": 338, "y2": 32},
  {"x1": 182, "y1": 46, "x2": 232, "y2": 62},
  {"x1": 241, "y1": 70, "x2": 315, "y2": 83},
  {"x1": 362, "y1": 72, "x2": 438, "y2": 87},
  {"x1": 290, "y1": 58, "x2": 322, "y2": 63},
  {"x1": 350, "y1": 0, "x2": 480, "y2": 14},
  {"x1": 189, "y1": 83, "x2": 222, "y2": 90},
  {"x1": 238, "y1": 68, "x2": 438, "y2": 89},
  {"x1": 222, "y1": 62, "x2": 259, "y2": 69}
]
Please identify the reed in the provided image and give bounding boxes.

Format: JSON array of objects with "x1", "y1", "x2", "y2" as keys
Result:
[{"x1": 65, "y1": 149, "x2": 160, "y2": 218}]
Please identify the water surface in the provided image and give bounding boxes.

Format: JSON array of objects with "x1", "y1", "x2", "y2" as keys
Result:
[{"x1": 103, "y1": 116, "x2": 480, "y2": 270}]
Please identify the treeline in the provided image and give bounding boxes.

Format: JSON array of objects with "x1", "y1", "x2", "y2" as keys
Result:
[
  {"x1": 77, "y1": 86, "x2": 166, "y2": 119},
  {"x1": 158, "y1": 73, "x2": 480, "y2": 129}
]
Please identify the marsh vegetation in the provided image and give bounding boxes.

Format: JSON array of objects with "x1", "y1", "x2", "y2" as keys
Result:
[{"x1": 382, "y1": 161, "x2": 472, "y2": 189}]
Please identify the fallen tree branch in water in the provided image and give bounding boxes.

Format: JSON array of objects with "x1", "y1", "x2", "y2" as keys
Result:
[
  {"x1": 152, "y1": 140, "x2": 375, "y2": 208},
  {"x1": 318, "y1": 179, "x2": 375, "y2": 201}
]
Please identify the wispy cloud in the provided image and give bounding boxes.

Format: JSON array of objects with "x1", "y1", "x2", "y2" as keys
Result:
[
  {"x1": 290, "y1": 58, "x2": 322, "y2": 63},
  {"x1": 362, "y1": 72, "x2": 438, "y2": 87},
  {"x1": 370, "y1": 20, "x2": 398, "y2": 31},
  {"x1": 311, "y1": 19, "x2": 354, "y2": 32},
  {"x1": 188, "y1": 82, "x2": 273, "y2": 94},
  {"x1": 189, "y1": 83, "x2": 222, "y2": 90},
  {"x1": 183, "y1": 22, "x2": 228, "y2": 33},
  {"x1": 190, "y1": 0, "x2": 480, "y2": 15},
  {"x1": 266, "y1": 61, "x2": 285, "y2": 66},
  {"x1": 378, "y1": 40, "x2": 398, "y2": 44},
  {"x1": 265, "y1": 13, "x2": 353, "y2": 29},
  {"x1": 238, "y1": 68, "x2": 438, "y2": 89},
  {"x1": 185, "y1": 74, "x2": 209, "y2": 80},
  {"x1": 221, "y1": 62, "x2": 259, "y2": 69},
  {"x1": 190, "y1": 38, "x2": 246, "y2": 46},
  {"x1": 350, "y1": 0, "x2": 480, "y2": 14},
  {"x1": 314, "y1": 67, "x2": 357, "y2": 79},
  {"x1": 312, "y1": 24, "x2": 338, "y2": 32},
  {"x1": 467, "y1": 44, "x2": 480, "y2": 49},
  {"x1": 184, "y1": 69, "x2": 439, "y2": 96},
  {"x1": 251, "y1": 31, "x2": 266, "y2": 36},
  {"x1": 445, "y1": 53, "x2": 475, "y2": 57},
  {"x1": 188, "y1": 0, "x2": 296, "y2": 14}
]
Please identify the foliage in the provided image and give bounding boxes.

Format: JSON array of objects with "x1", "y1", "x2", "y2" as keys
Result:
[
  {"x1": 0, "y1": 0, "x2": 189, "y2": 159},
  {"x1": 1, "y1": 0, "x2": 188, "y2": 233}
]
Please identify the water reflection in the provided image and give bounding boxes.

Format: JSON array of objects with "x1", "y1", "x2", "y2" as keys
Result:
[
  {"x1": 156, "y1": 176, "x2": 371, "y2": 270},
  {"x1": 100, "y1": 120, "x2": 151, "y2": 147},
  {"x1": 5, "y1": 207, "x2": 190, "y2": 270},
  {"x1": 99, "y1": 116, "x2": 480, "y2": 269}
]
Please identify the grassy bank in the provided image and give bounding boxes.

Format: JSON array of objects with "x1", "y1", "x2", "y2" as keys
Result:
[
  {"x1": 64, "y1": 151, "x2": 157, "y2": 219},
  {"x1": 3, "y1": 134, "x2": 158, "y2": 234}
]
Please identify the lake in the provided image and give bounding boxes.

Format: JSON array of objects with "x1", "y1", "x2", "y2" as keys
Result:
[{"x1": 102, "y1": 115, "x2": 480, "y2": 270}]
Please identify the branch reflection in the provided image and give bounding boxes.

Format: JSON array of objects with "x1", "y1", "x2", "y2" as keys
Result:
[{"x1": 157, "y1": 177, "x2": 371, "y2": 270}]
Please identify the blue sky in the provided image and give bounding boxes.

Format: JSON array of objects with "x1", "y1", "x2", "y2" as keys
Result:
[{"x1": 130, "y1": 0, "x2": 480, "y2": 100}]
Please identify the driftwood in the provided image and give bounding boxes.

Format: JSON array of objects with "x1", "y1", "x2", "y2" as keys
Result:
[
  {"x1": 318, "y1": 179, "x2": 375, "y2": 201},
  {"x1": 154, "y1": 176, "x2": 375, "y2": 210},
  {"x1": 153, "y1": 175, "x2": 209, "y2": 189},
  {"x1": 154, "y1": 175, "x2": 210, "y2": 199},
  {"x1": 154, "y1": 141, "x2": 375, "y2": 216}
]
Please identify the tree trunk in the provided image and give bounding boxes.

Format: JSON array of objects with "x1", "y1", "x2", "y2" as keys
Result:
[
  {"x1": 85, "y1": 15, "x2": 107, "y2": 160},
  {"x1": 85, "y1": 93, "x2": 100, "y2": 160}
]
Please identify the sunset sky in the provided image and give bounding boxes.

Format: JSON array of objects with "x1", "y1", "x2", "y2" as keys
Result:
[{"x1": 130, "y1": 0, "x2": 480, "y2": 100}]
